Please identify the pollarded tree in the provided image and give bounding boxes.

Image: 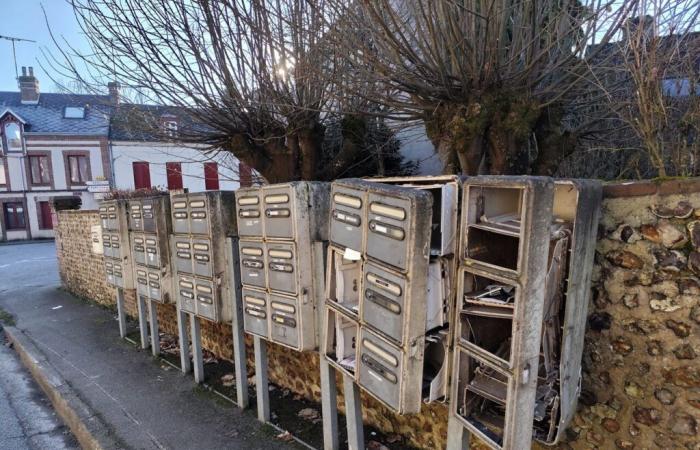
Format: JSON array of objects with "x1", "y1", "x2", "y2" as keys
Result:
[{"x1": 324, "y1": 0, "x2": 636, "y2": 175}]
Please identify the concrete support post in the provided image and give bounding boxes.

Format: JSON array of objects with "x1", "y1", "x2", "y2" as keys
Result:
[
  {"x1": 227, "y1": 237, "x2": 249, "y2": 409},
  {"x1": 320, "y1": 359, "x2": 339, "y2": 450},
  {"x1": 343, "y1": 376, "x2": 364, "y2": 450},
  {"x1": 137, "y1": 295, "x2": 149, "y2": 350},
  {"x1": 176, "y1": 309, "x2": 191, "y2": 373},
  {"x1": 253, "y1": 337, "x2": 270, "y2": 423},
  {"x1": 190, "y1": 314, "x2": 204, "y2": 384},
  {"x1": 446, "y1": 415, "x2": 470, "y2": 450},
  {"x1": 148, "y1": 300, "x2": 160, "y2": 357},
  {"x1": 115, "y1": 288, "x2": 127, "y2": 338}
]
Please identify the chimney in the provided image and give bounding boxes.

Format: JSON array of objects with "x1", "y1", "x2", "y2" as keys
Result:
[
  {"x1": 18, "y1": 66, "x2": 40, "y2": 104},
  {"x1": 107, "y1": 81, "x2": 121, "y2": 105}
]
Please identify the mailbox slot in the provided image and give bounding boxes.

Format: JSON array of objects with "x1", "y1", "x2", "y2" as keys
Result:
[
  {"x1": 330, "y1": 184, "x2": 365, "y2": 252},
  {"x1": 132, "y1": 235, "x2": 146, "y2": 265},
  {"x1": 177, "y1": 275, "x2": 196, "y2": 313},
  {"x1": 324, "y1": 305, "x2": 359, "y2": 377},
  {"x1": 189, "y1": 198, "x2": 210, "y2": 235},
  {"x1": 174, "y1": 238, "x2": 193, "y2": 274},
  {"x1": 365, "y1": 193, "x2": 412, "y2": 271},
  {"x1": 195, "y1": 278, "x2": 217, "y2": 320},
  {"x1": 236, "y1": 191, "x2": 263, "y2": 237},
  {"x1": 326, "y1": 247, "x2": 361, "y2": 316},
  {"x1": 141, "y1": 200, "x2": 157, "y2": 232},
  {"x1": 357, "y1": 328, "x2": 404, "y2": 412},
  {"x1": 263, "y1": 186, "x2": 294, "y2": 239},
  {"x1": 192, "y1": 238, "x2": 213, "y2": 278},
  {"x1": 269, "y1": 293, "x2": 300, "y2": 349},
  {"x1": 361, "y1": 261, "x2": 406, "y2": 345},
  {"x1": 130, "y1": 203, "x2": 143, "y2": 231},
  {"x1": 172, "y1": 200, "x2": 189, "y2": 234},
  {"x1": 242, "y1": 287, "x2": 268, "y2": 339},
  {"x1": 239, "y1": 240, "x2": 266, "y2": 289},
  {"x1": 148, "y1": 271, "x2": 162, "y2": 301},
  {"x1": 455, "y1": 348, "x2": 511, "y2": 448},
  {"x1": 145, "y1": 237, "x2": 159, "y2": 268},
  {"x1": 266, "y1": 242, "x2": 297, "y2": 295},
  {"x1": 136, "y1": 268, "x2": 149, "y2": 297}
]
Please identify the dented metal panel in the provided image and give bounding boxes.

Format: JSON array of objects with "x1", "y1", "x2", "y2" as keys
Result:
[{"x1": 99, "y1": 199, "x2": 134, "y2": 290}]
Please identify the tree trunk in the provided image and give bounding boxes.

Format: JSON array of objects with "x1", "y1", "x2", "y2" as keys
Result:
[{"x1": 455, "y1": 134, "x2": 485, "y2": 175}]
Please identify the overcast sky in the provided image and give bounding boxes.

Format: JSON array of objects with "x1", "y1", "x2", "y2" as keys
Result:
[{"x1": 0, "y1": 1, "x2": 87, "y2": 92}]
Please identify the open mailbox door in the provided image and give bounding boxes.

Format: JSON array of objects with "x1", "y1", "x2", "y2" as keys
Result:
[
  {"x1": 323, "y1": 178, "x2": 433, "y2": 414},
  {"x1": 170, "y1": 191, "x2": 236, "y2": 323},
  {"x1": 235, "y1": 182, "x2": 329, "y2": 352},
  {"x1": 451, "y1": 176, "x2": 601, "y2": 449}
]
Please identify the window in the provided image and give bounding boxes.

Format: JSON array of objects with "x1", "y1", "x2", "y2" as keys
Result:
[
  {"x1": 39, "y1": 201, "x2": 53, "y2": 230},
  {"x1": 67, "y1": 155, "x2": 90, "y2": 184},
  {"x1": 3, "y1": 202, "x2": 26, "y2": 230},
  {"x1": 64, "y1": 107, "x2": 85, "y2": 119},
  {"x1": 5, "y1": 122, "x2": 22, "y2": 151},
  {"x1": 239, "y1": 162, "x2": 252, "y2": 187},
  {"x1": 166, "y1": 162, "x2": 183, "y2": 190},
  {"x1": 133, "y1": 162, "x2": 151, "y2": 189},
  {"x1": 0, "y1": 159, "x2": 6, "y2": 185},
  {"x1": 204, "y1": 162, "x2": 219, "y2": 190},
  {"x1": 662, "y1": 78, "x2": 700, "y2": 97},
  {"x1": 163, "y1": 120, "x2": 178, "y2": 137},
  {"x1": 29, "y1": 155, "x2": 51, "y2": 185}
]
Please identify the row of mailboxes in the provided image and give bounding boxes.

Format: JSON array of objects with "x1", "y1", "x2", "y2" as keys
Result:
[
  {"x1": 235, "y1": 182, "x2": 329, "y2": 241},
  {"x1": 128, "y1": 196, "x2": 171, "y2": 234},
  {"x1": 99, "y1": 200, "x2": 127, "y2": 231},
  {"x1": 324, "y1": 179, "x2": 434, "y2": 414},
  {"x1": 177, "y1": 273, "x2": 232, "y2": 323},
  {"x1": 237, "y1": 182, "x2": 330, "y2": 352},
  {"x1": 451, "y1": 177, "x2": 601, "y2": 448}
]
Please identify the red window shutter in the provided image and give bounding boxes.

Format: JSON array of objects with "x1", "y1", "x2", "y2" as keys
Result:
[
  {"x1": 166, "y1": 162, "x2": 183, "y2": 190},
  {"x1": 239, "y1": 162, "x2": 252, "y2": 187},
  {"x1": 39, "y1": 201, "x2": 53, "y2": 229},
  {"x1": 133, "y1": 162, "x2": 151, "y2": 189},
  {"x1": 204, "y1": 162, "x2": 219, "y2": 190}
]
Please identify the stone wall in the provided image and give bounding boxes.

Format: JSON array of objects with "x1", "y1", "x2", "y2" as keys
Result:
[{"x1": 54, "y1": 180, "x2": 700, "y2": 449}]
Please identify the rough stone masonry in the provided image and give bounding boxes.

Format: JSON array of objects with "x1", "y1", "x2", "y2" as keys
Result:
[{"x1": 54, "y1": 179, "x2": 700, "y2": 450}]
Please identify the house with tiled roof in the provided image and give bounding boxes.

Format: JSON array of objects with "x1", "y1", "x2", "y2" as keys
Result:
[
  {"x1": 0, "y1": 67, "x2": 113, "y2": 241},
  {"x1": 109, "y1": 99, "x2": 253, "y2": 194}
]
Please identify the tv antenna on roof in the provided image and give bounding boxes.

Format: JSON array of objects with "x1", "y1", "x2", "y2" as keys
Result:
[{"x1": 0, "y1": 35, "x2": 37, "y2": 80}]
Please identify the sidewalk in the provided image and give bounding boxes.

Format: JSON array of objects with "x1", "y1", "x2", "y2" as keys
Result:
[{"x1": 0, "y1": 284, "x2": 300, "y2": 450}]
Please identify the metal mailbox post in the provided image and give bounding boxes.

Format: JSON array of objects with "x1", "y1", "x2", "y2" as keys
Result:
[
  {"x1": 235, "y1": 181, "x2": 330, "y2": 423},
  {"x1": 170, "y1": 191, "x2": 239, "y2": 386},
  {"x1": 447, "y1": 177, "x2": 601, "y2": 450},
  {"x1": 99, "y1": 199, "x2": 133, "y2": 338},
  {"x1": 128, "y1": 195, "x2": 172, "y2": 355},
  {"x1": 321, "y1": 178, "x2": 433, "y2": 450}
]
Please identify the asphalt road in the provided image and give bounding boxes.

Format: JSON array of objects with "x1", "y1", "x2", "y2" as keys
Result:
[{"x1": 0, "y1": 240, "x2": 77, "y2": 450}]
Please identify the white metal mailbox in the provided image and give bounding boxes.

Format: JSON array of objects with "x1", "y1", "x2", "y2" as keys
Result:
[
  {"x1": 323, "y1": 178, "x2": 434, "y2": 414},
  {"x1": 451, "y1": 177, "x2": 601, "y2": 450},
  {"x1": 99, "y1": 199, "x2": 134, "y2": 290},
  {"x1": 170, "y1": 191, "x2": 237, "y2": 324},
  {"x1": 235, "y1": 182, "x2": 329, "y2": 352},
  {"x1": 128, "y1": 195, "x2": 173, "y2": 304}
]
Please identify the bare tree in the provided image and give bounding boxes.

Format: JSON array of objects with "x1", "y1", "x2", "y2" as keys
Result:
[
  {"x1": 45, "y1": 0, "x2": 354, "y2": 182},
  {"x1": 323, "y1": 0, "x2": 636, "y2": 175},
  {"x1": 579, "y1": 0, "x2": 700, "y2": 178}
]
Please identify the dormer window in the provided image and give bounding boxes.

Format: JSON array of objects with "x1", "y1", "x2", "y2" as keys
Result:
[
  {"x1": 5, "y1": 122, "x2": 22, "y2": 151},
  {"x1": 64, "y1": 107, "x2": 86, "y2": 119},
  {"x1": 163, "y1": 120, "x2": 178, "y2": 137}
]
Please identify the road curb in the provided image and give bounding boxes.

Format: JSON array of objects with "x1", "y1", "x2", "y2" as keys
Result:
[{"x1": 4, "y1": 326, "x2": 122, "y2": 450}]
